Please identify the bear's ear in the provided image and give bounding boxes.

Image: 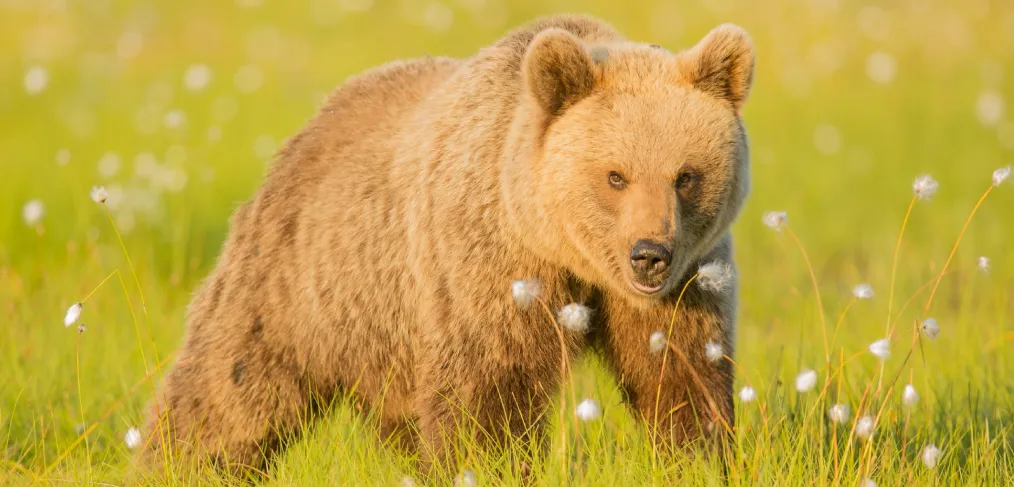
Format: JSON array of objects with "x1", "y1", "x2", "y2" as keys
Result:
[
  {"x1": 522, "y1": 28, "x2": 597, "y2": 117},
  {"x1": 676, "y1": 24, "x2": 755, "y2": 111}
]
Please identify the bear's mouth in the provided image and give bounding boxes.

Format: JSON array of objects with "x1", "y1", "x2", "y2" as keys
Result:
[{"x1": 630, "y1": 280, "x2": 664, "y2": 295}]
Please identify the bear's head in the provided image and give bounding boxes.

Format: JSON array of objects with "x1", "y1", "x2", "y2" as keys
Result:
[{"x1": 506, "y1": 24, "x2": 754, "y2": 305}]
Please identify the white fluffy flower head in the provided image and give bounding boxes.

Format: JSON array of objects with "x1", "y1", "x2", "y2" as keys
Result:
[
  {"x1": 704, "y1": 341, "x2": 724, "y2": 363},
  {"x1": 183, "y1": 64, "x2": 212, "y2": 92},
  {"x1": 454, "y1": 469, "x2": 477, "y2": 487},
  {"x1": 738, "y1": 386, "x2": 757, "y2": 403},
  {"x1": 511, "y1": 279, "x2": 541, "y2": 308},
  {"x1": 861, "y1": 478, "x2": 877, "y2": 487},
  {"x1": 868, "y1": 338, "x2": 891, "y2": 359},
  {"x1": 977, "y1": 256, "x2": 990, "y2": 273},
  {"x1": 903, "y1": 384, "x2": 919, "y2": 407},
  {"x1": 921, "y1": 444, "x2": 942, "y2": 468},
  {"x1": 921, "y1": 318, "x2": 940, "y2": 340},
  {"x1": 697, "y1": 261, "x2": 733, "y2": 293},
  {"x1": 23, "y1": 199, "x2": 45, "y2": 226},
  {"x1": 90, "y1": 186, "x2": 108, "y2": 204},
  {"x1": 649, "y1": 331, "x2": 667, "y2": 355},
  {"x1": 993, "y1": 165, "x2": 1011, "y2": 187},
  {"x1": 828, "y1": 403, "x2": 850, "y2": 423},
  {"x1": 855, "y1": 415, "x2": 875, "y2": 439},
  {"x1": 795, "y1": 369, "x2": 818, "y2": 393},
  {"x1": 913, "y1": 174, "x2": 939, "y2": 200},
  {"x1": 124, "y1": 426, "x2": 143, "y2": 449},
  {"x1": 762, "y1": 211, "x2": 787, "y2": 231},
  {"x1": 557, "y1": 303, "x2": 591, "y2": 333},
  {"x1": 852, "y1": 283, "x2": 874, "y2": 299},
  {"x1": 64, "y1": 302, "x2": 83, "y2": 327},
  {"x1": 575, "y1": 398, "x2": 602, "y2": 421}
]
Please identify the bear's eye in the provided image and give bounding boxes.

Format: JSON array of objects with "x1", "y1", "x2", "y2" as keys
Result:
[
  {"x1": 675, "y1": 173, "x2": 694, "y2": 190},
  {"x1": 608, "y1": 171, "x2": 627, "y2": 189}
]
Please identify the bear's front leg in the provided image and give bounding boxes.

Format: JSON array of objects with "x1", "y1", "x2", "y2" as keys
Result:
[
  {"x1": 599, "y1": 279, "x2": 736, "y2": 453},
  {"x1": 412, "y1": 289, "x2": 582, "y2": 474}
]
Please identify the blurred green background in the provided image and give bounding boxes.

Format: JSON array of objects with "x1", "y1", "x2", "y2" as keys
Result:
[{"x1": 1, "y1": 0, "x2": 1012, "y2": 484}]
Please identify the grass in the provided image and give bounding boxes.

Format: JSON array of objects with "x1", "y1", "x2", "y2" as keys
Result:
[{"x1": 2, "y1": 0, "x2": 1013, "y2": 485}]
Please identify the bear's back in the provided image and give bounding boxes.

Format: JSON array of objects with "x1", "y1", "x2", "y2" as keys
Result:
[{"x1": 189, "y1": 14, "x2": 628, "y2": 406}]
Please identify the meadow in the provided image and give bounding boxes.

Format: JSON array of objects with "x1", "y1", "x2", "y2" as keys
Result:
[{"x1": 2, "y1": 0, "x2": 1013, "y2": 485}]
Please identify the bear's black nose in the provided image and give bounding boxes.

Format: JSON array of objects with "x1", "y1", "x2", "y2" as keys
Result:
[{"x1": 630, "y1": 240, "x2": 672, "y2": 281}]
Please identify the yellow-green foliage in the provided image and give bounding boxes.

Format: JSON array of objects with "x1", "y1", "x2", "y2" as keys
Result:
[{"x1": 1, "y1": 0, "x2": 1012, "y2": 485}]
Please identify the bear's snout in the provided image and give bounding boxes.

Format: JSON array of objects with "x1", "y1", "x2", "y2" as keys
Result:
[{"x1": 629, "y1": 239, "x2": 672, "y2": 292}]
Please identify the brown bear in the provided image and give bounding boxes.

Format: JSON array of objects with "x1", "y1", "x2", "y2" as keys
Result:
[{"x1": 141, "y1": 13, "x2": 753, "y2": 478}]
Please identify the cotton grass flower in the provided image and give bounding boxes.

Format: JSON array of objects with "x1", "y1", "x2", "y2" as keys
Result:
[
  {"x1": 64, "y1": 303, "x2": 83, "y2": 327},
  {"x1": 400, "y1": 476, "x2": 417, "y2": 487},
  {"x1": 913, "y1": 175, "x2": 939, "y2": 200},
  {"x1": 454, "y1": 469, "x2": 477, "y2": 487},
  {"x1": 557, "y1": 303, "x2": 591, "y2": 333},
  {"x1": 828, "y1": 403, "x2": 850, "y2": 424},
  {"x1": 510, "y1": 279, "x2": 541, "y2": 308},
  {"x1": 575, "y1": 398, "x2": 602, "y2": 421},
  {"x1": 795, "y1": 369, "x2": 817, "y2": 393},
  {"x1": 23, "y1": 200, "x2": 44, "y2": 226},
  {"x1": 903, "y1": 384, "x2": 919, "y2": 407},
  {"x1": 993, "y1": 165, "x2": 1011, "y2": 187},
  {"x1": 852, "y1": 283, "x2": 874, "y2": 299},
  {"x1": 855, "y1": 415, "x2": 875, "y2": 439},
  {"x1": 183, "y1": 64, "x2": 212, "y2": 92},
  {"x1": 649, "y1": 331, "x2": 667, "y2": 355},
  {"x1": 868, "y1": 338, "x2": 890, "y2": 359},
  {"x1": 697, "y1": 261, "x2": 733, "y2": 293},
  {"x1": 77, "y1": 324, "x2": 87, "y2": 334},
  {"x1": 23, "y1": 66, "x2": 48, "y2": 95},
  {"x1": 704, "y1": 341, "x2": 723, "y2": 363},
  {"x1": 921, "y1": 318, "x2": 940, "y2": 340},
  {"x1": 738, "y1": 386, "x2": 756, "y2": 403},
  {"x1": 921, "y1": 444, "x2": 942, "y2": 468},
  {"x1": 762, "y1": 211, "x2": 787, "y2": 231},
  {"x1": 124, "y1": 426, "x2": 143, "y2": 449},
  {"x1": 861, "y1": 478, "x2": 876, "y2": 487},
  {"x1": 977, "y1": 256, "x2": 991, "y2": 273},
  {"x1": 90, "y1": 186, "x2": 108, "y2": 204}
]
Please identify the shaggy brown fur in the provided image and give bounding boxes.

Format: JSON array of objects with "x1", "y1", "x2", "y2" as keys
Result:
[{"x1": 140, "y1": 14, "x2": 754, "y2": 477}]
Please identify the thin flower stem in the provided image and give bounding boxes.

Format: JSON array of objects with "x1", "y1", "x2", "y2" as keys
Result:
[
  {"x1": 663, "y1": 341, "x2": 732, "y2": 435},
  {"x1": 873, "y1": 319, "x2": 920, "y2": 417},
  {"x1": 829, "y1": 298, "x2": 857, "y2": 354},
  {"x1": 888, "y1": 268, "x2": 960, "y2": 339},
  {"x1": 532, "y1": 294, "x2": 576, "y2": 477},
  {"x1": 101, "y1": 204, "x2": 169, "y2": 461},
  {"x1": 876, "y1": 268, "x2": 958, "y2": 394},
  {"x1": 831, "y1": 350, "x2": 844, "y2": 477},
  {"x1": 922, "y1": 185, "x2": 994, "y2": 315},
  {"x1": 81, "y1": 270, "x2": 118, "y2": 304},
  {"x1": 722, "y1": 354, "x2": 769, "y2": 433},
  {"x1": 653, "y1": 274, "x2": 699, "y2": 437},
  {"x1": 74, "y1": 333, "x2": 91, "y2": 481},
  {"x1": 851, "y1": 380, "x2": 879, "y2": 483},
  {"x1": 721, "y1": 354, "x2": 770, "y2": 481},
  {"x1": 886, "y1": 195, "x2": 917, "y2": 336},
  {"x1": 102, "y1": 204, "x2": 164, "y2": 377},
  {"x1": 782, "y1": 225, "x2": 828, "y2": 364},
  {"x1": 114, "y1": 270, "x2": 160, "y2": 431}
]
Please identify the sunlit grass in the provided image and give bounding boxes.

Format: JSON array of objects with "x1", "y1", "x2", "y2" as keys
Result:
[{"x1": 2, "y1": 0, "x2": 1013, "y2": 485}]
